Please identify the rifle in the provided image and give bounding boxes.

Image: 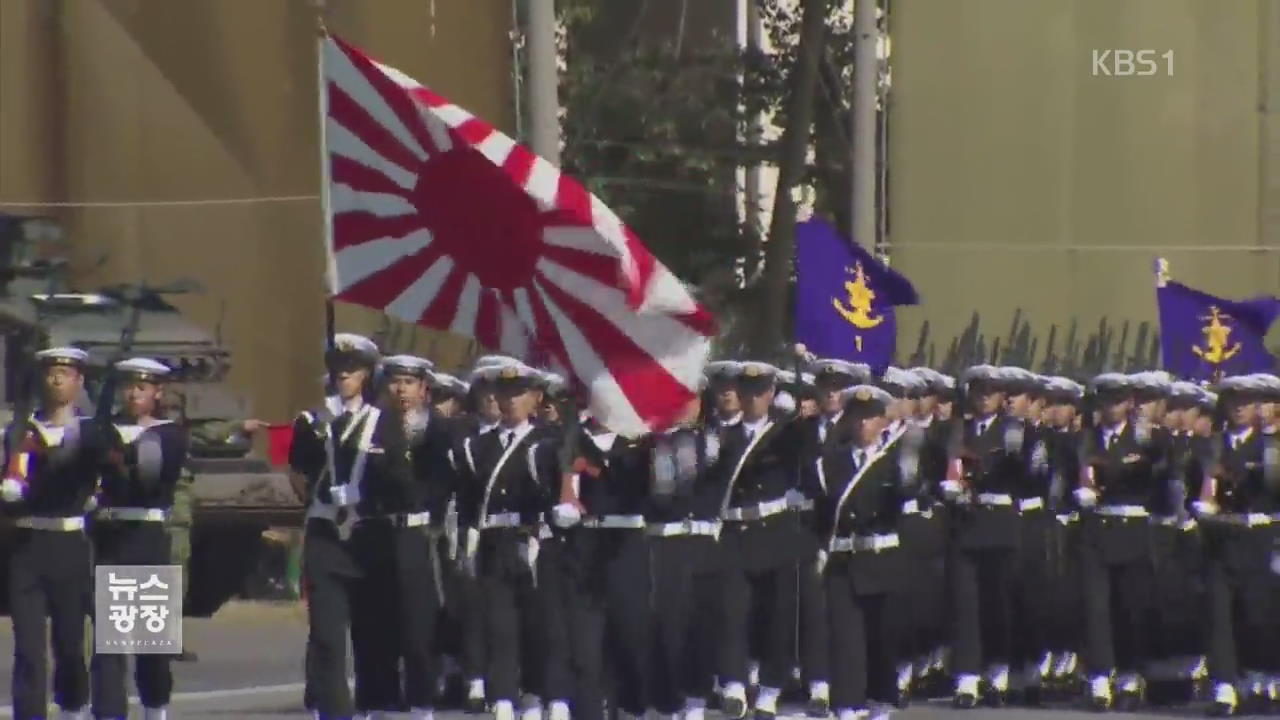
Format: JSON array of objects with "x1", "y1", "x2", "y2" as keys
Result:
[
  {"x1": 3, "y1": 330, "x2": 38, "y2": 483},
  {"x1": 908, "y1": 321, "x2": 930, "y2": 368},
  {"x1": 1112, "y1": 320, "x2": 1130, "y2": 374},
  {"x1": 96, "y1": 288, "x2": 148, "y2": 425},
  {"x1": 1148, "y1": 331, "x2": 1161, "y2": 370},
  {"x1": 988, "y1": 336, "x2": 1000, "y2": 365},
  {"x1": 1062, "y1": 318, "x2": 1079, "y2": 376},
  {"x1": 1128, "y1": 322, "x2": 1149, "y2": 372},
  {"x1": 1002, "y1": 309, "x2": 1023, "y2": 364},
  {"x1": 1041, "y1": 324, "x2": 1059, "y2": 374}
]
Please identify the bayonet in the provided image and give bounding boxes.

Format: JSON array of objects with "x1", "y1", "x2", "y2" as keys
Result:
[
  {"x1": 1129, "y1": 322, "x2": 1149, "y2": 372},
  {"x1": 1113, "y1": 320, "x2": 1130, "y2": 374},
  {"x1": 1042, "y1": 324, "x2": 1059, "y2": 374}
]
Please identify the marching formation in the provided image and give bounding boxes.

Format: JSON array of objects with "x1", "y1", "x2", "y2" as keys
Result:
[{"x1": 293, "y1": 333, "x2": 1280, "y2": 720}]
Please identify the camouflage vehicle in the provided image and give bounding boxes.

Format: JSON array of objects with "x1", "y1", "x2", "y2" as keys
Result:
[{"x1": 0, "y1": 214, "x2": 303, "y2": 616}]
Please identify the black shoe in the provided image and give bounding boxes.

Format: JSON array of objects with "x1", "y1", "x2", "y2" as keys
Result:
[
  {"x1": 175, "y1": 650, "x2": 199, "y2": 662},
  {"x1": 464, "y1": 696, "x2": 487, "y2": 714},
  {"x1": 893, "y1": 687, "x2": 911, "y2": 709},
  {"x1": 806, "y1": 696, "x2": 830, "y2": 717},
  {"x1": 753, "y1": 710, "x2": 776, "y2": 720},
  {"x1": 1088, "y1": 694, "x2": 1112, "y2": 712},
  {"x1": 980, "y1": 683, "x2": 1006, "y2": 708},
  {"x1": 707, "y1": 693, "x2": 722, "y2": 711},
  {"x1": 953, "y1": 692, "x2": 978, "y2": 709},
  {"x1": 723, "y1": 697, "x2": 748, "y2": 720},
  {"x1": 1114, "y1": 688, "x2": 1141, "y2": 712},
  {"x1": 1021, "y1": 686, "x2": 1043, "y2": 707}
]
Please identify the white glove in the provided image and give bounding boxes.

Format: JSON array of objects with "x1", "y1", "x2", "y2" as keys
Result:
[
  {"x1": 1030, "y1": 441, "x2": 1049, "y2": 475},
  {"x1": 1073, "y1": 486, "x2": 1098, "y2": 508},
  {"x1": 84, "y1": 494, "x2": 99, "y2": 513},
  {"x1": 940, "y1": 479, "x2": 965, "y2": 501},
  {"x1": 784, "y1": 488, "x2": 807, "y2": 509},
  {"x1": 459, "y1": 527, "x2": 480, "y2": 577},
  {"x1": 0, "y1": 478, "x2": 25, "y2": 503},
  {"x1": 815, "y1": 549, "x2": 829, "y2": 576},
  {"x1": 551, "y1": 502, "x2": 582, "y2": 528},
  {"x1": 518, "y1": 536, "x2": 540, "y2": 572},
  {"x1": 1192, "y1": 500, "x2": 1218, "y2": 517},
  {"x1": 329, "y1": 483, "x2": 361, "y2": 507}
]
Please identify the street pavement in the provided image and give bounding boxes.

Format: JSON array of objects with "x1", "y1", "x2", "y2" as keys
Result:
[{"x1": 0, "y1": 602, "x2": 1207, "y2": 718}]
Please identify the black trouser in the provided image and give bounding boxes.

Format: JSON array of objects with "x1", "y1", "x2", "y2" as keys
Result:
[
  {"x1": 825, "y1": 566, "x2": 899, "y2": 711},
  {"x1": 898, "y1": 509, "x2": 947, "y2": 672},
  {"x1": 1150, "y1": 523, "x2": 1205, "y2": 671},
  {"x1": 1080, "y1": 522, "x2": 1155, "y2": 676},
  {"x1": 798, "y1": 553, "x2": 829, "y2": 688},
  {"x1": 302, "y1": 519, "x2": 363, "y2": 718},
  {"x1": 10, "y1": 527, "x2": 92, "y2": 720},
  {"x1": 524, "y1": 534, "x2": 571, "y2": 706},
  {"x1": 719, "y1": 527, "x2": 800, "y2": 692},
  {"x1": 1045, "y1": 517, "x2": 1083, "y2": 660},
  {"x1": 563, "y1": 529, "x2": 650, "y2": 720},
  {"x1": 1013, "y1": 512, "x2": 1052, "y2": 676},
  {"x1": 1204, "y1": 529, "x2": 1280, "y2": 683},
  {"x1": 650, "y1": 533, "x2": 720, "y2": 714},
  {"x1": 478, "y1": 528, "x2": 547, "y2": 705},
  {"x1": 355, "y1": 519, "x2": 443, "y2": 710},
  {"x1": 948, "y1": 545, "x2": 1016, "y2": 677},
  {"x1": 90, "y1": 521, "x2": 173, "y2": 716}
]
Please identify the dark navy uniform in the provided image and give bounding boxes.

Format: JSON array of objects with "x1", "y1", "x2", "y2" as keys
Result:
[
  {"x1": 3, "y1": 348, "x2": 104, "y2": 720},
  {"x1": 90, "y1": 357, "x2": 188, "y2": 720}
]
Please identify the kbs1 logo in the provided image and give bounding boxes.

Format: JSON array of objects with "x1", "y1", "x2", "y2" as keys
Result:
[{"x1": 1092, "y1": 49, "x2": 1174, "y2": 77}]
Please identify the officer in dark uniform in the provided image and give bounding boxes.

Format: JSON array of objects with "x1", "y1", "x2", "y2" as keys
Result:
[
  {"x1": 432, "y1": 372, "x2": 468, "y2": 419},
  {"x1": 290, "y1": 332, "x2": 388, "y2": 719},
  {"x1": 903, "y1": 367, "x2": 957, "y2": 696},
  {"x1": 942, "y1": 365, "x2": 1039, "y2": 708},
  {"x1": 455, "y1": 363, "x2": 560, "y2": 720},
  {"x1": 815, "y1": 384, "x2": 912, "y2": 720},
  {"x1": 1075, "y1": 372, "x2": 1170, "y2": 711},
  {"x1": 1, "y1": 347, "x2": 103, "y2": 720},
  {"x1": 711, "y1": 361, "x2": 803, "y2": 720},
  {"x1": 368, "y1": 354, "x2": 456, "y2": 720},
  {"x1": 90, "y1": 358, "x2": 188, "y2": 720},
  {"x1": 796, "y1": 359, "x2": 870, "y2": 717},
  {"x1": 1198, "y1": 374, "x2": 1280, "y2": 716},
  {"x1": 1039, "y1": 376, "x2": 1086, "y2": 694},
  {"x1": 550, "y1": 409, "x2": 652, "y2": 720}
]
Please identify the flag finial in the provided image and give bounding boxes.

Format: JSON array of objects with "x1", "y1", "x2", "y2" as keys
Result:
[{"x1": 1155, "y1": 257, "x2": 1170, "y2": 288}]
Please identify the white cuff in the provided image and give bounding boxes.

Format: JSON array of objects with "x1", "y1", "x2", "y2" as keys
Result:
[
  {"x1": 940, "y1": 479, "x2": 964, "y2": 498},
  {"x1": 1073, "y1": 487, "x2": 1098, "y2": 508},
  {"x1": 1192, "y1": 500, "x2": 1218, "y2": 516},
  {"x1": 551, "y1": 503, "x2": 582, "y2": 528},
  {"x1": 330, "y1": 483, "x2": 360, "y2": 507},
  {"x1": 0, "y1": 478, "x2": 25, "y2": 503}
]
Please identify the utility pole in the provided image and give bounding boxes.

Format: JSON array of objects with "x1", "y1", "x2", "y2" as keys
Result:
[
  {"x1": 524, "y1": 0, "x2": 561, "y2": 165},
  {"x1": 740, "y1": 0, "x2": 764, "y2": 236},
  {"x1": 850, "y1": 0, "x2": 878, "y2": 250}
]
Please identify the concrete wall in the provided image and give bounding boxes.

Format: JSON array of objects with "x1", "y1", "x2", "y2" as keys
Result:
[
  {"x1": 0, "y1": 0, "x2": 514, "y2": 421},
  {"x1": 887, "y1": 0, "x2": 1277, "y2": 360}
]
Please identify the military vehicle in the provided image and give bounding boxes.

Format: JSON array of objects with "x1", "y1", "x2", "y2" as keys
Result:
[{"x1": 0, "y1": 214, "x2": 303, "y2": 616}]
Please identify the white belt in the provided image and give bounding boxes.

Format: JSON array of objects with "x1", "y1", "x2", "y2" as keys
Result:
[
  {"x1": 97, "y1": 507, "x2": 169, "y2": 522},
  {"x1": 360, "y1": 511, "x2": 432, "y2": 527},
  {"x1": 1017, "y1": 497, "x2": 1045, "y2": 512},
  {"x1": 791, "y1": 498, "x2": 815, "y2": 512},
  {"x1": 1056, "y1": 512, "x2": 1079, "y2": 525},
  {"x1": 581, "y1": 515, "x2": 647, "y2": 530},
  {"x1": 722, "y1": 496, "x2": 790, "y2": 522},
  {"x1": 482, "y1": 512, "x2": 522, "y2": 529},
  {"x1": 306, "y1": 503, "x2": 338, "y2": 522},
  {"x1": 1153, "y1": 515, "x2": 1198, "y2": 531},
  {"x1": 902, "y1": 499, "x2": 920, "y2": 515},
  {"x1": 1098, "y1": 504, "x2": 1149, "y2": 518},
  {"x1": 16, "y1": 516, "x2": 85, "y2": 531},
  {"x1": 976, "y1": 493, "x2": 1013, "y2": 507},
  {"x1": 1219, "y1": 512, "x2": 1274, "y2": 528},
  {"x1": 647, "y1": 519, "x2": 721, "y2": 537},
  {"x1": 829, "y1": 533, "x2": 900, "y2": 554}
]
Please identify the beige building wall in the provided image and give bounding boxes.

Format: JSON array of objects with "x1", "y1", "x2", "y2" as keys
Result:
[
  {"x1": 0, "y1": 0, "x2": 514, "y2": 422},
  {"x1": 887, "y1": 0, "x2": 1277, "y2": 359}
]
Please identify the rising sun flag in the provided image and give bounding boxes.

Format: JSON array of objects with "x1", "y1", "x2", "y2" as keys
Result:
[{"x1": 319, "y1": 34, "x2": 715, "y2": 437}]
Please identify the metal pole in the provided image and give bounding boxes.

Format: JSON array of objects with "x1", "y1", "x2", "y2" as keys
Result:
[
  {"x1": 525, "y1": 0, "x2": 561, "y2": 165},
  {"x1": 850, "y1": 0, "x2": 878, "y2": 250}
]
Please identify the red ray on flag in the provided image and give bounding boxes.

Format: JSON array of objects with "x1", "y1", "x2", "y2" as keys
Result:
[{"x1": 320, "y1": 34, "x2": 715, "y2": 436}]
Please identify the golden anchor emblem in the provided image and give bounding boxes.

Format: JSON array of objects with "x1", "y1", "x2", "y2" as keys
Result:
[
  {"x1": 1191, "y1": 306, "x2": 1241, "y2": 365},
  {"x1": 833, "y1": 262, "x2": 884, "y2": 330}
]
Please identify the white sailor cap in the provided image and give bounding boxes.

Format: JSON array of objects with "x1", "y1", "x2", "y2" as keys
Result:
[
  {"x1": 541, "y1": 371, "x2": 568, "y2": 395},
  {"x1": 736, "y1": 361, "x2": 780, "y2": 382},
  {"x1": 810, "y1": 359, "x2": 872, "y2": 386},
  {"x1": 492, "y1": 362, "x2": 542, "y2": 387},
  {"x1": 1169, "y1": 381, "x2": 1202, "y2": 402},
  {"x1": 430, "y1": 372, "x2": 467, "y2": 395},
  {"x1": 704, "y1": 360, "x2": 742, "y2": 380},
  {"x1": 114, "y1": 357, "x2": 170, "y2": 382},
  {"x1": 960, "y1": 364, "x2": 1001, "y2": 386},
  {"x1": 1218, "y1": 374, "x2": 1265, "y2": 395},
  {"x1": 1199, "y1": 390, "x2": 1219, "y2": 408},
  {"x1": 1243, "y1": 373, "x2": 1280, "y2": 398},
  {"x1": 1089, "y1": 372, "x2": 1130, "y2": 393},
  {"x1": 775, "y1": 369, "x2": 797, "y2": 386},
  {"x1": 328, "y1": 333, "x2": 380, "y2": 363},
  {"x1": 996, "y1": 366, "x2": 1040, "y2": 394},
  {"x1": 382, "y1": 354, "x2": 435, "y2": 379},
  {"x1": 840, "y1": 384, "x2": 894, "y2": 409},
  {"x1": 1127, "y1": 371, "x2": 1173, "y2": 395},
  {"x1": 880, "y1": 366, "x2": 925, "y2": 398},
  {"x1": 474, "y1": 354, "x2": 522, "y2": 369},
  {"x1": 1045, "y1": 376, "x2": 1085, "y2": 401},
  {"x1": 35, "y1": 347, "x2": 89, "y2": 368},
  {"x1": 799, "y1": 371, "x2": 816, "y2": 386}
]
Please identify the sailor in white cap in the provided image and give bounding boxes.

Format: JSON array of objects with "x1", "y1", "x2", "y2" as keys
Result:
[
  {"x1": 704, "y1": 361, "x2": 744, "y2": 431},
  {"x1": 794, "y1": 358, "x2": 869, "y2": 716},
  {"x1": 943, "y1": 364, "x2": 1040, "y2": 708},
  {"x1": 3, "y1": 346, "x2": 99, "y2": 720},
  {"x1": 367, "y1": 353, "x2": 456, "y2": 720},
  {"x1": 1076, "y1": 372, "x2": 1169, "y2": 712},
  {"x1": 454, "y1": 362, "x2": 563, "y2": 720},
  {"x1": 90, "y1": 357, "x2": 188, "y2": 720},
  {"x1": 1197, "y1": 375, "x2": 1279, "y2": 717},
  {"x1": 430, "y1": 373, "x2": 468, "y2": 419},
  {"x1": 289, "y1": 332, "x2": 388, "y2": 719},
  {"x1": 711, "y1": 360, "x2": 807, "y2": 720},
  {"x1": 817, "y1": 384, "x2": 909, "y2": 720}
]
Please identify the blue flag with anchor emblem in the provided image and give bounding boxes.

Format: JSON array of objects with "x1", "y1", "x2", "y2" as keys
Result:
[
  {"x1": 1156, "y1": 280, "x2": 1280, "y2": 380},
  {"x1": 794, "y1": 218, "x2": 918, "y2": 372}
]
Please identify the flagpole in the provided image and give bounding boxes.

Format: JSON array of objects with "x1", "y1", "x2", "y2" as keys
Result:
[{"x1": 315, "y1": 4, "x2": 337, "y2": 393}]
